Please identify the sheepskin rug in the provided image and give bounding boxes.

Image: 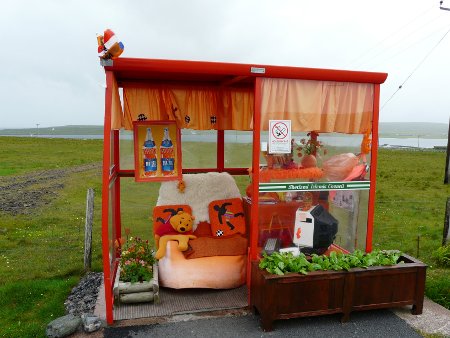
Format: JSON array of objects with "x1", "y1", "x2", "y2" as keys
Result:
[{"x1": 157, "y1": 172, "x2": 242, "y2": 227}]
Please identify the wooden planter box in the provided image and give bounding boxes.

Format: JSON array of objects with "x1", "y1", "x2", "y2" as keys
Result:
[
  {"x1": 250, "y1": 254, "x2": 426, "y2": 331},
  {"x1": 113, "y1": 263, "x2": 159, "y2": 304}
]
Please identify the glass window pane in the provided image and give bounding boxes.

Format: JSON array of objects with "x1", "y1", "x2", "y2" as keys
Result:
[
  {"x1": 181, "y1": 129, "x2": 217, "y2": 168},
  {"x1": 119, "y1": 130, "x2": 134, "y2": 170},
  {"x1": 109, "y1": 131, "x2": 115, "y2": 170},
  {"x1": 224, "y1": 131, "x2": 252, "y2": 168},
  {"x1": 255, "y1": 131, "x2": 371, "y2": 254},
  {"x1": 120, "y1": 178, "x2": 160, "y2": 246}
]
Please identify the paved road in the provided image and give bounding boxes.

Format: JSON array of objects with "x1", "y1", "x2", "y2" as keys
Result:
[{"x1": 104, "y1": 309, "x2": 422, "y2": 338}]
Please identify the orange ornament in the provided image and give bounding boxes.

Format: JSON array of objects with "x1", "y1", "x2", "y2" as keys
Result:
[{"x1": 361, "y1": 132, "x2": 371, "y2": 155}]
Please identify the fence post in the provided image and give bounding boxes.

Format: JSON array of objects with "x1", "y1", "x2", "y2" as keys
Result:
[
  {"x1": 443, "y1": 197, "x2": 450, "y2": 246},
  {"x1": 84, "y1": 188, "x2": 94, "y2": 271}
]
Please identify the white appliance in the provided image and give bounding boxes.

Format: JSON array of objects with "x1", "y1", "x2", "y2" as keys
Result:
[{"x1": 293, "y1": 205, "x2": 338, "y2": 249}]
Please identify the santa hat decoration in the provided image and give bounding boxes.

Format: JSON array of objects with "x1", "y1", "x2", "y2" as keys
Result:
[
  {"x1": 97, "y1": 35, "x2": 106, "y2": 58},
  {"x1": 97, "y1": 29, "x2": 124, "y2": 60}
]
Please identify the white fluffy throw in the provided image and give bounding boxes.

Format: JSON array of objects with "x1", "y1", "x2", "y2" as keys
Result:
[{"x1": 157, "y1": 172, "x2": 242, "y2": 226}]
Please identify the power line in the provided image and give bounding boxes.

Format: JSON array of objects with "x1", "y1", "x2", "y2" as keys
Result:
[
  {"x1": 346, "y1": 4, "x2": 436, "y2": 68},
  {"x1": 369, "y1": 22, "x2": 450, "y2": 70},
  {"x1": 381, "y1": 26, "x2": 450, "y2": 110},
  {"x1": 355, "y1": 11, "x2": 443, "y2": 69}
]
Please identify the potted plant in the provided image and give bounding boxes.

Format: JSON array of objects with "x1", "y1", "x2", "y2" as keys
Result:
[
  {"x1": 251, "y1": 250, "x2": 426, "y2": 331},
  {"x1": 113, "y1": 232, "x2": 159, "y2": 303},
  {"x1": 296, "y1": 132, "x2": 327, "y2": 168}
]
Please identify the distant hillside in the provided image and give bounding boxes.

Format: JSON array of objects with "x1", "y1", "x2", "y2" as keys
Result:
[
  {"x1": 0, "y1": 122, "x2": 448, "y2": 138},
  {"x1": 0, "y1": 125, "x2": 104, "y2": 136},
  {"x1": 379, "y1": 122, "x2": 448, "y2": 139}
]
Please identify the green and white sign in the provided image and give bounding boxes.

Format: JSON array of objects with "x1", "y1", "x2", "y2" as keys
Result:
[{"x1": 259, "y1": 181, "x2": 370, "y2": 192}]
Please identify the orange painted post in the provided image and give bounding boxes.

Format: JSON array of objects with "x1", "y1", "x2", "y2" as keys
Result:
[
  {"x1": 113, "y1": 129, "x2": 121, "y2": 257},
  {"x1": 249, "y1": 78, "x2": 262, "y2": 261},
  {"x1": 366, "y1": 84, "x2": 380, "y2": 252},
  {"x1": 247, "y1": 77, "x2": 262, "y2": 305},
  {"x1": 101, "y1": 71, "x2": 114, "y2": 324}
]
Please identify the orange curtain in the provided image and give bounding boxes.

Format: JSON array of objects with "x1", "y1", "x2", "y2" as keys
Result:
[
  {"x1": 110, "y1": 75, "x2": 124, "y2": 130},
  {"x1": 260, "y1": 78, "x2": 374, "y2": 133},
  {"x1": 122, "y1": 86, "x2": 254, "y2": 131},
  {"x1": 122, "y1": 87, "x2": 169, "y2": 130}
]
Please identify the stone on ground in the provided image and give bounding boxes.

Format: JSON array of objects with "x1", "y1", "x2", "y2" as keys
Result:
[
  {"x1": 46, "y1": 314, "x2": 81, "y2": 338},
  {"x1": 82, "y1": 314, "x2": 103, "y2": 333}
]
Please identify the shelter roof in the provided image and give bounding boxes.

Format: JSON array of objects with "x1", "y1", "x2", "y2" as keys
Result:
[{"x1": 104, "y1": 58, "x2": 387, "y2": 87}]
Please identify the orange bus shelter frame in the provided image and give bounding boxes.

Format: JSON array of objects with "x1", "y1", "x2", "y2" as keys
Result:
[{"x1": 101, "y1": 57, "x2": 387, "y2": 324}]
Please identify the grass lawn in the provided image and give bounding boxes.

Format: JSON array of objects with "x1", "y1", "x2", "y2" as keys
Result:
[
  {"x1": 0, "y1": 137, "x2": 449, "y2": 337},
  {"x1": 373, "y1": 149, "x2": 450, "y2": 310},
  {"x1": 0, "y1": 137, "x2": 103, "y2": 176},
  {"x1": 0, "y1": 137, "x2": 104, "y2": 337}
]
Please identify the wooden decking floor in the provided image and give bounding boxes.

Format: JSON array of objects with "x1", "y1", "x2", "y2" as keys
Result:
[{"x1": 114, "y1": 285, "x2": 248, "y2": 320}]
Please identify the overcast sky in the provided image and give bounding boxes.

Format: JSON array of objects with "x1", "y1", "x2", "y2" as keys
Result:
[{"x1": 1, "y1": 0, "x2": 450, "y2": 129}]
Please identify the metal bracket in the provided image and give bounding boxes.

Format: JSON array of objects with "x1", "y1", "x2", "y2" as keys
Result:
[{"x1": 100, "y1": 59, "x2": 113, "y2": 67}]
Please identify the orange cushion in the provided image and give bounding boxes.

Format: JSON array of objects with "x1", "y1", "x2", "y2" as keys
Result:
[
  {"x1": 193, "y1": 221, "x2": 212, "y2": 237},
  {"x1": 184, "y1": 235, "x2": 248, "y2": 259},
  {"x1": 153, "y1": 205, "x2": 192, "y2": 236},
  {"x1": 208, "y1": 198, "x2": 246, "y2": 237}
]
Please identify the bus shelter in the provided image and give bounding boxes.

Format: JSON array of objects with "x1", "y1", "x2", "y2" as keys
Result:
[{"x1": 101, "y1": 57, "x2": 387, "y2": 324}]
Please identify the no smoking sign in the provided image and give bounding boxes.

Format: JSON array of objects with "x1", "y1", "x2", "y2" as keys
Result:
[{"x1": 269, "y1": 120, "x2": 291, "y2": 154}]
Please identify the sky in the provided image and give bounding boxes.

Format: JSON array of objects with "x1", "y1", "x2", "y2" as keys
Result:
[{"x1": 1, "y1": 0, "x2": 450, "y2": 129}]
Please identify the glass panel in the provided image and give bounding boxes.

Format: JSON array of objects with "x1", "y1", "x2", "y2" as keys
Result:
[
  {"x1": 109, "y1": 130, "x2": 115, "y2": 171},
  {"x1": 119, "y1": 129, "x2": 134, "y2": 170},
  {"x1": 181, "y1": 129, "x2": 217, "y2": 168},
  {"x1": 254, "y1": 131, "x2": 371, "y2": 254},
  {"x1": 331, "y1": 189, "x2": 369, "y2": 251},
  {"x1": 224, "y1": 131, "x2": 252, "y2": 168},
  {"x1": 233, "y1": 174, "x2": 251, "y2": 196},
  {"x1": 120, "y1": 177, "x2": 160, "y2": 247}
]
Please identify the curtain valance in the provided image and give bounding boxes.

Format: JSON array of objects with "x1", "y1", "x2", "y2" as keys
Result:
[
  {"x1": 117, "y1": 86, "x2": 254, "y2": 131},
  {"x1": 260, "y1": 78, "x2": 374, "y2": 133},
  {"x1": 111, "y1": 79, "x2": 374, "y2": 134}
]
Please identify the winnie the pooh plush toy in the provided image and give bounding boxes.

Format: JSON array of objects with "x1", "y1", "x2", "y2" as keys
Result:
[{"x1": 154, "y1": 210, "x2": 196, "y2": 259}]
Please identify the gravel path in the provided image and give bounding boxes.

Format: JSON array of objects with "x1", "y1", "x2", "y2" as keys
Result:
[
  {"x1": 0, "y1": 163, "x2": 101, "y2": 215},
  {"x1": 65, "y1": 272, "x2": 103, "y2": 316}
]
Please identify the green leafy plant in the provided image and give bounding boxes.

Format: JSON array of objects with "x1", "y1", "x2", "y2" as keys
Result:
[
  {"x1": 259, "y1": 250, "x2": 402, "y2": 276},
  {"x1": 118, "y1": 233, "x2": 155, "y2": 283},
  {"x1": 432, "y1": 245, "x2": 450, "y2": 267}
]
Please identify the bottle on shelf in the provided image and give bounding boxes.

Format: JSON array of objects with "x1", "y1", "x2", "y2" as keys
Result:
[
  {"x1": 160, "y1": 127, "x2": 175, "y2": 176},
  {"x1": 142, "y1": 128, "x2": 157, "y2": 176}
]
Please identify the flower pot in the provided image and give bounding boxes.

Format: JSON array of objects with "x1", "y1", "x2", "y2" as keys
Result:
[
  {"x1": 301, "y1": 154, "x2": 317, "y2": 168},
  {"x1": 250, "y1": 254, "x2": 426, "y2": 332}
]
